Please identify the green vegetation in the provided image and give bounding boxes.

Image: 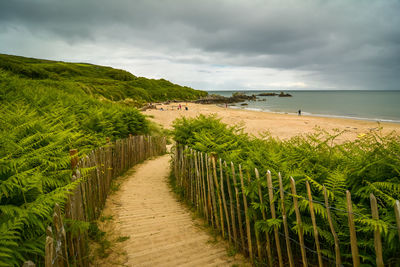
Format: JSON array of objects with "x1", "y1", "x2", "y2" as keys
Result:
[
  {"x1": 172, "y1": 114, "x2": 400, "y2": 266},
  {"x1": 0, "y1": 54, "x2": 207, "y2": 106},
  {"x1": 0, "y1": 53, "x2": 202, "y2": 265},
  {"x1": 116, "y1": 236, "x2": 130, "y2": 242},
  {"x1": 88, "y1": 222, "x2": 110, "y2": 259},
  {"x1": 99, "y1": 215, "x2": 114, "y2": 222},
  {"x1": 0, "y1": 71, "x2": 148, "y2": 265}
]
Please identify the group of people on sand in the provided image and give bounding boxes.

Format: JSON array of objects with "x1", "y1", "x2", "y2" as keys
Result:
[
  {"x1": 159, "y1": 103, "x2": 188, "y2": 111},
  {"x1": 157, "y1": 102, "x2": 301, "y2": 115},
  {"x1": 176, "y1": 104, "x2": 188, "y2": 110}
]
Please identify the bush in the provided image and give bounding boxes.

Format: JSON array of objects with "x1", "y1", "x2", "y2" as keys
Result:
[
  {"x1": 0, "y1": 68, "x2": 149, "y2": 265},
  {"x1": 172, "y1": 114, "x2": 400, "y2": 265}
]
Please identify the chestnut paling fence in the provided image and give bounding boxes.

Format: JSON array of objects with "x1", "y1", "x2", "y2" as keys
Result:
[
  {"x1": 26, "y1": 135, "x2": 166, "y2": 267},
  {"x1": 173, "y1": 144, "x2": 400, "y2": 267}
]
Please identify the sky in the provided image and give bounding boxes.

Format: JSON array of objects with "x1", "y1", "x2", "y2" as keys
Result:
[{"x1": 1, "y1": 0, "x2": 400, "y2": 91}]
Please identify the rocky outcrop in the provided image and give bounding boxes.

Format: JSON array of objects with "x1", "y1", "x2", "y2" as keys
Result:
[
  {"x1": 257, "y1": 91, "x2": 292, "y2": 97},
  {"x1": 140, "y1": 103, "x2": 158, "y2": 111},
  {"x1": 195, "y1": 92, "x2": 256, "y2": 104},
  {"x1": 278, "y1": 91, "x2": 292, "y2": 97},
  {"x1": 257, "y1": 92, "x2": 278, "y2": 96}
]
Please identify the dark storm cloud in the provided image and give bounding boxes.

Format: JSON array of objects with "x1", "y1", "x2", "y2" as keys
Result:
[{"x1": 1, "y1": 0, "x2": 399, "y2": 90}]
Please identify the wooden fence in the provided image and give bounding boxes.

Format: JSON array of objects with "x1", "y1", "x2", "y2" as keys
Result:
[
  {"x1": 173, "y1": 144, "x2": 400, "y2": 267},
  {"x1": 40, "y1": 135, "x2": 166, "y2": 267}
]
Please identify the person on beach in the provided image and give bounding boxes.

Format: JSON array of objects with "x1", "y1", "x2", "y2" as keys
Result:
[
  {"x1": 298, "y1": 109, "x2": 301, "y2": 116},
  {"x1": 179, "y1": 104, "x2": 182, "y2": 110},
  {"x1": 185, "y1": 106, "x2": 188, "y2": 111}
]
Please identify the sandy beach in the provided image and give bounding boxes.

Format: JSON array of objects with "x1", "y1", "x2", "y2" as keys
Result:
[{"x1": 144, "y1": 103, "x2": 400, "y2": 142}]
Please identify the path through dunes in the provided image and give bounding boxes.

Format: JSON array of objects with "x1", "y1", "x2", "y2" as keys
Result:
[{"x1": 95, "y1": 154, "x2": 249, "y2": 266}]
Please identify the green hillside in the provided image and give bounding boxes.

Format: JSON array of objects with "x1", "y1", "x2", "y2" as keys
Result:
[
  {"x1": 0, "y1": 53, "x2": 206, "y2": 266},
  {"x1": 0, "y1": 54, "x2": 207, "y2": 105}
]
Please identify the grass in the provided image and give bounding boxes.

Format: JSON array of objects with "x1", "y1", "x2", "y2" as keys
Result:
[
  {"x1": 116, "y1": 236, "x2": 130, "y2": 242},
  {"x1": 97, "y1": 239, "x2": 112, "y2": 259},
  {"x1": 100, "y1": 215, "x2": 114, "y2": 222},
  {"x1": 227, "y1": 245, "x2": 238, "y2": 257},
  {"x1": 89, "y1": 222, "x2": 106, "y2": 243}
]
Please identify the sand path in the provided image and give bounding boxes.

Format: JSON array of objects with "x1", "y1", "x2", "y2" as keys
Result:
[{"x1": 98, "y1": 154, "x2": 247, "y2": 266}]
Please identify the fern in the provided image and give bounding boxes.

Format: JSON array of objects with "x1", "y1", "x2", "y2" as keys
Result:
[
  {"x1": 172, "y1": 115, "x2": 400, "y2": 266},
  {"x1": 0, "y1": 64, "x2": 153, "y2": 265}
]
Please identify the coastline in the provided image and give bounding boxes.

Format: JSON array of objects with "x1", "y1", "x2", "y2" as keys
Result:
[
  {"x1": 144, "y1": 103, "x2": 400, "y2": 142},
  {"x1": 227, "y1": 105, "x2": 400, "y2": 124},
  {"x1": 210, "y1": 90, "x2": 400, "y2": 124}
]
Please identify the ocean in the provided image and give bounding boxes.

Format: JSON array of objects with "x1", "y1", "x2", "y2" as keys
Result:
[{"x1": 208, "y1": 90, "x2": 400, "y2": 123}]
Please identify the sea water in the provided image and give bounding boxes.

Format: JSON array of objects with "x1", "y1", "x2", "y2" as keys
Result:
[{"x1": 208, "y1": 90, "x2": 400, "y2": 123}]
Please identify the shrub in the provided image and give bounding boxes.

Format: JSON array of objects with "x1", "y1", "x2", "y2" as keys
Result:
[{"x1": 172, "y1": 114, "x2": 400, "y2": 265}]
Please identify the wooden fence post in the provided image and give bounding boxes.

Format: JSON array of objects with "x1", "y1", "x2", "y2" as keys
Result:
[
  {"x1": 278, "y1": 173, "x2": 294, "y2": 267},
  {"x1": 70, "y1": 149, "x2": 78, "y2": 171},
  {"x1": 205, "y1": 154, "x2": 214, "y2": 227},
  {"x1": 232, "y1": 162, "x2": 246, "y2": 251},
  {"x1": 306, "y1": 181, "x2": 323, "y2": 267},
  {"x1": 194, "y1": 152, "x2": 200, "y2": 212},
  {"x1": 220, "y1": 159, "x2": 231, "y2": 242},
  {"x1": 23, "y1": 261, "x2": 36, "y2": 267},
  {"x1": 267, "y1": 171, "x2": 283, "y2": 267},
  {"x1": 179, "y1": 145, "x2": 183, "y2": 187},
  {"x1": 209, "y1": 155, "x2": 223, "y2": 230},
  {"x1": 239, "y1": 165, "x2": 252, "y2": 261},
  {"x1": 323, "y1": 186, "x2": 341, "y2": 267},
  {"x1": 211, "y1": 156, "x2": 223, "y2": 233},
  {"x1": 193, "y1": 150, "x2": 197, "y2": 206},
  {"x1": 183, "y1": 146, "x2": 188, "y2": 198},
  {"x1": 174, "y1": 145, "x2": 178, "y2": 180},
  {"x1": 247, "y1": 171, "x2": 261, "y2": 261},
  {"x1": 290, "y1": 178, "x2": 307, "y2": 267},
  {"x1": 45, "y1": 226, "x2": 55, "y2": 267},
  {"x1": 199, "y1": 152, "x2": 204, "y2": 212},
  {"x1": 395, "y1": 200, "x2": 400, "y2": 241},
  {"x1": 106, "y1": 138, "x2": 112, "y2": 192},
  {"x1": 198, "y1": 152, "x2": 203, "y2": 211},
  {"x1": 226, "y1": 161, "x2": 237, "y2": 247},
  {"x1": 190, "y1": 149, "x2": 194, "y2": 204},
  {"x1": 370, "y1": 194, "x2": 384, "y2": 267},
  {"x1": 201, "y1": 153, "x2": 209, "y2": 221},
  {"x1": 255, "y1": 168, "x2": 273, "y2": 267},
  {"x1": 187, "y1": 147, "x2": 191, "y2": 201},
  {"x1": 346, "y1": 190, "x2": 360, "y2": 267},
  {"x1": 53, "y1": 204, "x2": 69, "y2": 267}
]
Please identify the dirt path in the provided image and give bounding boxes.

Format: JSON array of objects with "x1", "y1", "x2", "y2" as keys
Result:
[{"x1": 93, "y1": 154, "x2": 248, "y2": 266}]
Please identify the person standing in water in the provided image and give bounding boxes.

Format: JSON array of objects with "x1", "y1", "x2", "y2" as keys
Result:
[{"x1": 298, "y1": 109, "x2": 301, "y2": 116}]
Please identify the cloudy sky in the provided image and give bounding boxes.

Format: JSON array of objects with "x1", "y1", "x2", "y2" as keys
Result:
[{"x1": 1, "y1": 0, "x2": 399, "y2": 91}]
